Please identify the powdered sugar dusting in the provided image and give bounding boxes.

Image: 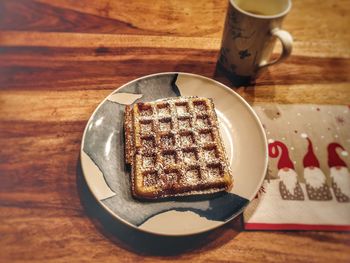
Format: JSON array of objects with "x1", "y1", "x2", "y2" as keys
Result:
[{"x1": 127, "y1": 97, "x2": 233, "y2": 198}]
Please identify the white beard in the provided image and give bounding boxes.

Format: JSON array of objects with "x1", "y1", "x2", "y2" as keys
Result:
[
  {"x1": 330, "y1": 167, "x2": 350, "y2": 197},
  {"x1": 278, "y1": 169, "x2": 298, "y2": 193},
  {"x1": 304, "y1": 167, "x2": 326, "y2": 188}
]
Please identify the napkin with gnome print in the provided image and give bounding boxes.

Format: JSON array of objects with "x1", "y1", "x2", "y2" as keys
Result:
[{"x1": 244, "y1": 104, "x2": 350, "y2": 230}]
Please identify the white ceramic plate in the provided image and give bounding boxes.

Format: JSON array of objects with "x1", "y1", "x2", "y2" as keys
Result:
[{"x1": 80, "y1": 72, "x2": 268, "y2": 236}]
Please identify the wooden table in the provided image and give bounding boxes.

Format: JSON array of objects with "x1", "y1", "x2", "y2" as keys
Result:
[{"x1": 1, "y1": 0, "x2": 350, "y2": 262}]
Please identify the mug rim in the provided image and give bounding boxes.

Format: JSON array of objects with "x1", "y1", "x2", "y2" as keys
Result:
[{"x1": 229, "y1": 0, "x2": 292, "y2": 19}]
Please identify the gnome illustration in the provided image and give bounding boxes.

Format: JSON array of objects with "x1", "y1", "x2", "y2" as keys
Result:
[
  {"x1": 269, "y1": 140, "x2": 304, "y2": 200},
  {"x1": 328, "y1": 143, "x2": 350, "y2": 202},
  {"x1": 302, "y1": 136, "x2": 332, "y2": 201}
]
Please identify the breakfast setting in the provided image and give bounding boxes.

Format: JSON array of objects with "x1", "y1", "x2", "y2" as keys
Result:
[{"x1": 1, "y1": 0, "x2": 349, "y2": 262}]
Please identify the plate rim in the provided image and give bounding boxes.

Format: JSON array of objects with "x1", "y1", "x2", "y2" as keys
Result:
[{"x1": 80, "y1": 72, "x2": 268, "y2": 236}]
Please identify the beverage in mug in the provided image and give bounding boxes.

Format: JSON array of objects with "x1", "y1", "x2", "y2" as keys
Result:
[{"x1": 218, "y1": 0, "x2": 293, "y2": 85}]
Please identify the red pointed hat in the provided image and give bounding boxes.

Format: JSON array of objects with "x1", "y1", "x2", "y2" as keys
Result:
[
  {"x1": 303, "y1": 137, "x2": 320, "y2": 168},
  {"x1": 327, "y1": 143, "x2": 347, "y2": 167},
  {"x1": 268, "y1": 140, "x2": 294, "y2": 170}
]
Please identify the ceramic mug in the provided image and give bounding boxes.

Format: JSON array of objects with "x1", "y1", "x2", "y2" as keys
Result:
[{"x1": 218, "y1": 0, "x2": 293, "y2": 85}]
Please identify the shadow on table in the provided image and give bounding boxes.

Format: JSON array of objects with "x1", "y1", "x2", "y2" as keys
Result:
[
  {"x1": 76, "y1": 158, "x2": 242, "y2": 256},
  {"x1": 212, "y1": 63, "x2": 278, "y2": 107}
]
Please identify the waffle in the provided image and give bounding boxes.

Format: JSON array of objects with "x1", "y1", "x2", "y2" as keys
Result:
[{"x1": 124, "y1": 97, "x2": 233, "y2": 199}]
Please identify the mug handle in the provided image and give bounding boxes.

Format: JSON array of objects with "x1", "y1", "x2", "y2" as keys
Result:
[{"x1": 259, "y1": 28, "x2": 293, "y2": 68}]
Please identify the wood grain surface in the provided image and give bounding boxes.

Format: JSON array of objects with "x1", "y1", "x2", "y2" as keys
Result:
[{"x1": 1, "y1": 0, "x2": 350, "y2": 262}]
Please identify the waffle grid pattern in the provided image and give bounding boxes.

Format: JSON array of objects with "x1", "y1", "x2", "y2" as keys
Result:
[{"x1": 126, "y1": 97, "x2": 233, "y2": 199}]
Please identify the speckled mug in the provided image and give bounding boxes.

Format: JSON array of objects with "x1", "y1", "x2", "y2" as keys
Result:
[{"x1": 218, "y1": 0, "x2": 293, "y2": 85}]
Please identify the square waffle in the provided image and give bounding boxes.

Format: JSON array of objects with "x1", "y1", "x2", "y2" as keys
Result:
[{"x1": 124, "y1": 97, "x2": 233, "y2": 199}]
